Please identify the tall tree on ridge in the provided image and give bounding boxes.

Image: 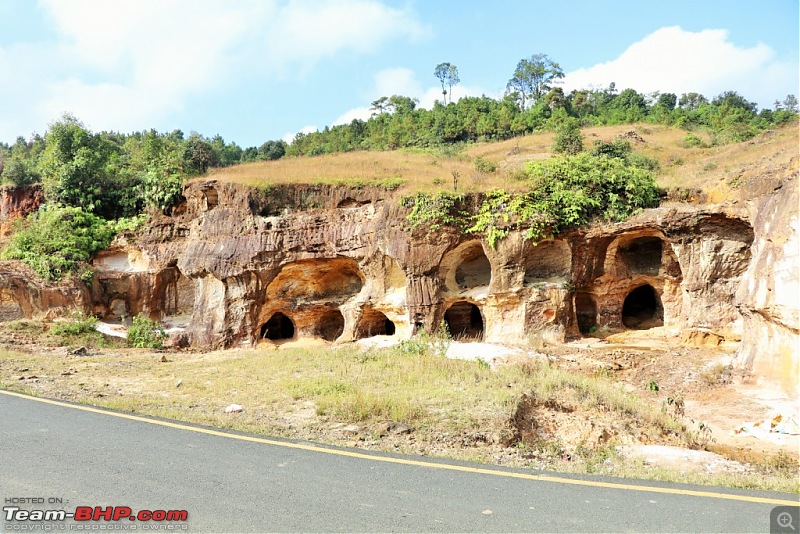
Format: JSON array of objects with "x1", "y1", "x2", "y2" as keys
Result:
[
  {"x1": 506, "y1": 54, "x2": 564, "y2": 110},
  {"x1": 434, "y1": 62, "x2": 460, "y2": 104}
]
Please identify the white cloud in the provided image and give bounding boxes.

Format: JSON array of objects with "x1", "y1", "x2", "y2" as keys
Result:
[
  {"x1": 563, "y1": 26, "x2": 798, "y2": 108},
  {"x1": 0, "y1": 0, "x2": 427, "y2": 140},
  {"x1": 373, "y1": 68, "x2": 425, "y2": 98},
  {"x1": 333, "y1": 107, "x2": 372, "y2": 126},
  {"x1": 282, "y1": 125, "x2": 317, "y2": 145},
  {"x1": 264, "y1": 1, "x2": 428, "y2": 71}
]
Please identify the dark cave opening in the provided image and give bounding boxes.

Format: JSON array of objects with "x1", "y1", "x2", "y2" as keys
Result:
[
  {"x1": 622, "y1": 284, "x2": 663, "y2": 329},
  {"x1": 575, "y1": 293, "x2": 598, "y2": 335},
  {"x1": 317, "y1": 309, "x2": 345, "y2": 342},
  {"x1": 444, "y1": 301, "x2": 484, "y2": 341},
  {"x1": 356, "y1": 309, "x2": 396, "y2": 338},
  {"x1": 261, "y1": 312, "x2": 295, "y2": 341}
]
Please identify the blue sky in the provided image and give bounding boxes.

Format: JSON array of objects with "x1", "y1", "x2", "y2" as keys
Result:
[{"x1": 0, "y1": 0, "x2": 797, "y2": 148}]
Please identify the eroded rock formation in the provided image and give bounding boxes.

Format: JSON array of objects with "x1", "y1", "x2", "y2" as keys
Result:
[
  {"x1": 86, "y1": 180, "x2": 757, "y2": 349},
  {"x1": 734, "y1": 165, "x2": 800, "y2": 394},
  {"x1": 0, "y1": 184, "x2": 43, "y2": 237},
  {"x1": 0, "y1": 172, "x2": 796, "y2": 394}
]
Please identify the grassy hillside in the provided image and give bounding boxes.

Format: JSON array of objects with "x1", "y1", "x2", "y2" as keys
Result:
[{"x1": 205, "y1": 123, "x2": 799, "y2": 202}]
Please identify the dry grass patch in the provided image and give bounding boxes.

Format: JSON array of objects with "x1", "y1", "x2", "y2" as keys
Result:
[
  {"x1": 205, "y1": 123, "x2": 798, "y2": 203},
  {"x1": 2, "y1": 336, "x2": 797, "y2": 492},
  {"x1": 0, "y1": 341, "x2": 688, "y2": 453}
]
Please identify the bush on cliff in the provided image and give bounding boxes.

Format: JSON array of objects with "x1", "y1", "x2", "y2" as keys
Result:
[
  {"x1": 1, "y1": 205, "x2": 117, "y2": 281},
  {"x1": 405, "y1": 152, "x2": 660, "y2": 248}
]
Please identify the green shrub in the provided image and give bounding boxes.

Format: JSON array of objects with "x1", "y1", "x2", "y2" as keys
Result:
[
  {"x1": 127, "y1": 314, "x2": 167, "y2": 349},
  {"x1": 1, "y1": 206, "x2": 117, "y2": 281},
  {"x1": 627, "y1": 153, "x2": 660, "y2": 171},
  {"x1": 590, "y1": 139, "x2": 631, "y2": 158},
  {"x1": 682, "y1": 133, "x2": 706, "y2": 148},
  {"x1": 400, "y1": 191, "x2": 466, "y2": 231},
  {"x1": 473, "y1": 155, "x2": 497, "y2": 173},
  {"x1": 143, "y1": 169, "x2": 184, "y2": 212},
  {"x1": 50, "y1": 314, "x2": 98, "y2": 336},
  {"x1": 552, "y1": 118, "x2": 584, "y2": 155},
  {"x1": 469, "y1": 153, "x2": 660, "y2": 247}
]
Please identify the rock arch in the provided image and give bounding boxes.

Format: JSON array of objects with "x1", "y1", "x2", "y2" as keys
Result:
[
  {"x1": 355, "y1": 307, "x2": 396, "y2": 338},
  {"x1": 622, "y1": 284, "x2": 663, "y2": 329},
  {"x1": 161, "y1": 268, "x2": 195, "y2": 320},
  {"x1": 266, "y1": 257, "x2": 364, "y2": 303},
  {"x1": 204, "y1": 187, "x2": 219, "y2": 210},
  {"x1": 441, "y1": 241, "x2": 491, "y2": 293},
  {"x1": 524, "y1": 239, "x2": 572, "y2": 284},
  {"x1": 444, "y1": 301, "x2": 484, "y2": 341},
  {"x1": 604, "y1": 231, "x2": 681, "y2": 280},
  {"x1": 618, "y1": 236, "x2": 663, "y2": 276},
  {"x1": 316, "y1": 309, "x2": 345, "y2": 341}
]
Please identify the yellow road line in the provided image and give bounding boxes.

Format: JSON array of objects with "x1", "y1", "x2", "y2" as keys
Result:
[{"x1": 2, "y1": 389, "x2": 798, "y2": 506}]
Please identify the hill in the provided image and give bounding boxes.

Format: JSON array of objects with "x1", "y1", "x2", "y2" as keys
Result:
[{"x1": 204, "y1": 123, "x2": 799, "y2": 203}]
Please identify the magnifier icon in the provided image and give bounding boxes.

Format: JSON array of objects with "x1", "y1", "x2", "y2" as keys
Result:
[{"x1": 778, "y1": 511, "x2": 796, "y2": 531}]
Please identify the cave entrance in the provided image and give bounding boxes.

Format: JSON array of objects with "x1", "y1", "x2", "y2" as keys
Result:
[
  {"x1": 266, "y1": 258, "x2": 364, "y2": 302},
  {"x1": 444, "y1": 301, "x2": 484, "y2": 341},
  {"x1": 618, "y1": 236, "x2": 663, "y2": 276},
  {"x1": 356, "y1": 308, "x2": 396, "y2": 338},
  {"x1": 261, "y1": 312, "x2": 295, "y2": 341},
  {"x1": 317, "y1": 309, "x2": 345, "y2": 342},
  {"x1": 575, "y1": 293, "x2": 597, "y2": 335},
  {"x1": 622, "y1": 284, "x2": 663, "y2": 329},
  {"x1": 455, "y1": 247, "x2": 491, "y2": 289}
]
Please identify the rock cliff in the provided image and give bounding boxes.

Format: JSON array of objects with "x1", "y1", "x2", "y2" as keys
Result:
[
  {"x1": 88, "y1": 181, "x2": 760, "y2": 348},
  {"x1": 0, "y1": 168, "x2": 796, "y2": 394}
]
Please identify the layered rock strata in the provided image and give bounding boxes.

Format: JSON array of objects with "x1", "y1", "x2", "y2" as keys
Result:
[{"x1": 0, "y1": 175, "x2": 795, "y2": 394}]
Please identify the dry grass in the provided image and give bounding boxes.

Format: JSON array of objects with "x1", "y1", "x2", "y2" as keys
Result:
[
  {"x1": 1, "y1": 332, "x2": 797, "y2": 492},
  {"x1": 0, "y1": 335, "x2": 688, "y2": 444},
  {"x1": 203, "y1": 147, "x2": 506, "y2": 195},
  {"x1": 202, "y1": 123, "x2": 799, "y2": 200}
]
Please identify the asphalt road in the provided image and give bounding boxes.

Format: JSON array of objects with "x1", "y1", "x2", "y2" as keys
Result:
[{"x1": 1, "y1": 389, "x2": 797, "y2": 533}]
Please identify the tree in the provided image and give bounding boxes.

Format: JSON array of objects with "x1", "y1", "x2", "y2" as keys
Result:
[
  {"x1": 552, "y1": 117, "x2": 584, "y2": 155},
  {"x1": 258, "y1": 140, "x2": 287, "y2": 161},
  {"x1": 783, "y1": 94, "x2": 798, "y2": 113},
  {"x1": 1, "y1": 136, "x2": 41, "y2": 186},
  {"x1": 38, "y1": 114, "x2": 107, "y2": 214},
  {"x1": 370, "y1": 96, "x2": 389, "y2": 116},
  {"x1": 506, "y1": 54, "x2": 564, "y2": 110},
  {"x1": 609, "y1": 88, "x2": 648, "y2": 122},
  {"x1": 678, "y1": 92, "x2": 708, "y2": 110},
  {"x1": 434, "y1": 62, "x2": 460, "y2": 104},
  {"x1": 543, "y1": 87, "x2": 567, "y2": 110},
  {"x1": 711, "y1": 91, "x2": 757, "y2": 113},
  {"x1": 656, "y1": 92, "x2": 677, "y2": 112},
  {"x1": 183, "y1": 134, "x2": 217, "y2": 174}
]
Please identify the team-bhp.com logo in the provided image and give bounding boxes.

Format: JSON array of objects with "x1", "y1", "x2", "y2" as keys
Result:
[{"x1": 4, "y1": 500, "x2": 188, "y2": 531}]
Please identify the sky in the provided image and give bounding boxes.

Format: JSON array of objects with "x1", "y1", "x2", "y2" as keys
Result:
[{"x1": 0, "y1": 0, "x2": 797, "y2": 148}]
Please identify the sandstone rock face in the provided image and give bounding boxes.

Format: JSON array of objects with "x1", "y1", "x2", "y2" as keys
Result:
[
  {"x1": 0, "y1": 184, "x2": 43, "y2": 237},
  {"x1": 0, "y1": 261, "x2": 88, "y2": 320},
  {"x1": 735, "y1": 167, "x2": 800, "y2": 395},
  {"x1": 84, "y1": 180, "x2": 758, "y2": 352},
  {"x1": 0, "y1": 176, "x2": 794, "y2": 394}
]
